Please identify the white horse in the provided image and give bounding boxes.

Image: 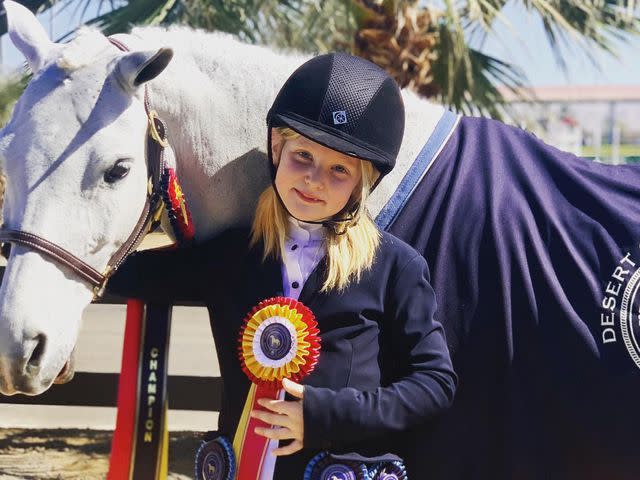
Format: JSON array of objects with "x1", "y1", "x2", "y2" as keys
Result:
[
  {"x1": 3, "y1": 2, "x2": 640, "y2": 478},
  {"x1": 0, "y1": 0, "x2": 442, "y2": 395}
]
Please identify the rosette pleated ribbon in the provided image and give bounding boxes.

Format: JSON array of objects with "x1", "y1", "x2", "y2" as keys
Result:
[
  {"x1": 368, "y1": 461, "x2": 408, "y2": 480},
  {"x1": 233, "y1": 297, "x2": 321, "y2": 479},
  {"x1": 194, "y1": 436, "x2": 236, "y2": 480},
  {"x1": 160, "y1": 168, "x2": 195, "y2": 244},
  {"x1": 304, "y1": 452, "x2": 408, "y2": 480},
  {"x1": 304, "y1": 452, "x2": 368, "y2": 480}
]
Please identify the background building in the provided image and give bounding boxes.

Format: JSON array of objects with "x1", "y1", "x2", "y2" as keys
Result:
[{"x1": 502, "y1": 85, "x2": 640, "y2": 165}]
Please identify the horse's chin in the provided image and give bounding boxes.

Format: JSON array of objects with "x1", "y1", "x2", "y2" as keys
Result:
[{"x1": 53, "y1": 358, "x2": 75, "y2": 384}]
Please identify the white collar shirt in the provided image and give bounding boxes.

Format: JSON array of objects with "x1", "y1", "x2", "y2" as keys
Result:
[{"x1": 280, "y1": 217, "x2": 327, "y2": 301}]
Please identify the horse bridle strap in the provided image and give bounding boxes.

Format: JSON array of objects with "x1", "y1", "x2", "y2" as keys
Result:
[
  {"x1": 0, "y1": 230, "x2": 106, "y2": 287},
  {"x1": 0, "y1": 125, "x2": 161, "y2": 297},
  {"x1": 0, "y1": 217, "x2": 155, "y2": 292},
  {"x1": 0, "y1": 37, "x2": 167, "y2": 298}
]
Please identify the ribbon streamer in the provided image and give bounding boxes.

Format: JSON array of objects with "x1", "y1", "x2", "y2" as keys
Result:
[
  {"x1": 107, "y1": 301, "x2": 172, "y2": 480},
  {"x1": 108, "y1": 165, "x2": 194, "y2": 480}
]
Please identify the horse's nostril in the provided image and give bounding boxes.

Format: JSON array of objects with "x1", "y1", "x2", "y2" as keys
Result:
[{"x1": 25, "y1": 334, "x2": 47, "y2": 370}]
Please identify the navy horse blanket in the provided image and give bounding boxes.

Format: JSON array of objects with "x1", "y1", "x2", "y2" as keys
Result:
[{"x1": 377, "y1": 111, "x2": 640, "y2": 480}]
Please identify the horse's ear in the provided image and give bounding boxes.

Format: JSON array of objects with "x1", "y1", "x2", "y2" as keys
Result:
[
  {"x1": 115, "y1": 48, "x2": 174, "y2": 92},
  {"x1": 3, "y1": 0, "x2": 56, "y2": 73}
]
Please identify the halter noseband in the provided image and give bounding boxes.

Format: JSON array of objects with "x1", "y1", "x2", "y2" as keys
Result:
[{"x1": 0, "y1": 37, "x2": 168, "y2": 299}]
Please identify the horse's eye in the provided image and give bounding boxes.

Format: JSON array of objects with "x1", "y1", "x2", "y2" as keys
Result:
[{"x1": 104, "y1": 161, "x2": 131, "y2": 184}]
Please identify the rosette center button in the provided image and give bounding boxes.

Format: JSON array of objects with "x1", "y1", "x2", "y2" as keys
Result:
[
  {"x1": 261, "y1": 323, "x2": 293, "y2": 360},
  {"x1": 320, "y1": 465, "x2": 357, "y2": 480}
]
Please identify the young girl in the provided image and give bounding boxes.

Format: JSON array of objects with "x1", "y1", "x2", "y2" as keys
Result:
[{"x1": 108, "y1": 52, "x2": 456, "y2": 479}]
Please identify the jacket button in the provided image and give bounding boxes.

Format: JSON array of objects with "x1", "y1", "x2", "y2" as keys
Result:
[{"x1": 292, "y1": 281, "x2": 299, "y2": 289}]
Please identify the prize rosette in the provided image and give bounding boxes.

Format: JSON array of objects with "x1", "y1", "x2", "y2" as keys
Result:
[
  {"x1": 369, "y1": 461, "x2": 408, "y2": 480},
  {"x1": 233, "y1": 296, "x2": 321, "y2": 479},
  {"x1": 238, "y1": 296, "x2": 321, "y2": 392},
  {"x1": 194, "y1": 436, "x2": 235, "y2": 480},
  {"x1": 304, "y1": 452, "x2": 368, "y2": 480},
  {"x1": 160, "y1": 167, "x2": 195, "y2": 244}
]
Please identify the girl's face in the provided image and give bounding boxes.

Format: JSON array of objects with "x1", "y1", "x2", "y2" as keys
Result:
[{"x1": 273, "y1": 132, "x2": 362, "y2": 223}]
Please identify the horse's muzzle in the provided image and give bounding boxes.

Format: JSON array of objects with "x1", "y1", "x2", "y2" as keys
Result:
[
  {"x1": 0, "y1": 362, "x2": 47, "y2": 395},
  {"x1": 0, "y1": 348, "x2": 76, "y2": 395}
]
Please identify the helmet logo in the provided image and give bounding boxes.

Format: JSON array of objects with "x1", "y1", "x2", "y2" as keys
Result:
[{"x1": 332, "y1": 111, "x2": 347, "y2": 125}]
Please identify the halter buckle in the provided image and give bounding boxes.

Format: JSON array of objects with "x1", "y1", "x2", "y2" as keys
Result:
[
  {"x1": 92, "y1": 265, "x2": 114, "y2": 299},
  {"x1": 148, "y1": 110, "x2": 169, "y2": 148}
]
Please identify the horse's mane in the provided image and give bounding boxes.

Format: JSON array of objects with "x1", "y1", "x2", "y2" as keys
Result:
[
  {"x1": 57, "y1": 28, "x2": 112, "y2": 72},
  {"x1": 57, "y1": 24, "x2": 308, "y2": 80},
  {"x1": 128, "y1": 26, "x2": 309, "y2": 86},
  {"x1": 132, "y1": 26, "x2": 274, "y2": 59}
]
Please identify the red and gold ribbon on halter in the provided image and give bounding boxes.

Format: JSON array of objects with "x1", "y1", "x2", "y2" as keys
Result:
[
  {"x1": 233, "y1": 297, "x2": 320, "y2": 479},
  {"x1": 160, "y1": 167, "x2": 195, "y2": 244}
]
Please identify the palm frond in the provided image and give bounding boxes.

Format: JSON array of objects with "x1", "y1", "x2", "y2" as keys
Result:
[
  {"x1": 86, "y1": 0, "x2": 177, "y2": 35},
  {"x1": 469, "y1": 0, "x2": 640, "y2": 71},
  {"x1": 0, "y1": 0, "x2": 120, "y2": 36},
  {"x1": 430, "y1": 19, "x2": 527, "y2": 119},
  {"x1": 1, "y1": 0, "x2": 638, "y2": 122},
  {"x1": 349, "y1": 0, "x2": 526, "y2": 118},
  {"x1": 0, "y1": 73, "x2": 29, "y2": 128},
  {"x1": 85, "y1": 0, "x2": 353, "y2": 51}
]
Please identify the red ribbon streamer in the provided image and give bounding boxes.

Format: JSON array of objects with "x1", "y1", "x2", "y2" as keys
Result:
[{"x1": 108, "y1": 299, "x2": 145, "y2": 480}]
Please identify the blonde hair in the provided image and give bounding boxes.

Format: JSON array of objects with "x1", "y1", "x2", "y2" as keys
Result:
[{"x1": 251, "y1": 128, "x2": 381, "y2": 292}]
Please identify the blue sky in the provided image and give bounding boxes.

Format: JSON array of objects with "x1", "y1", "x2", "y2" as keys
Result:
[
  {"x1": 472, "y1": 1, "x2": 640, "y2": 85},
  {"x1": 1, "y1": 1, "x2": 639, "y2": 86}
]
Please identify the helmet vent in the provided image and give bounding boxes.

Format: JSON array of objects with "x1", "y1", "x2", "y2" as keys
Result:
[{"x1": 319, "y1": 53, "x2": 387, "y2": 135}]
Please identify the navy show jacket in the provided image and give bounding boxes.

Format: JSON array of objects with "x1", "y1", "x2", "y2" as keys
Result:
[{"x1": 108, "y1": 228, "x2": 457, "y2": 478}]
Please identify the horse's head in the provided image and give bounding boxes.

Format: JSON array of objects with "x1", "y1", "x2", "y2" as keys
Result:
[{"x1": 0, "y1": 0, "x2": 173, "y2": 395}]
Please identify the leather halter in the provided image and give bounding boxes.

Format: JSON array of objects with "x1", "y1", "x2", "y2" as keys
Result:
[{"x1": 0, "y1": 38, "x2": 168, "y2": 298}]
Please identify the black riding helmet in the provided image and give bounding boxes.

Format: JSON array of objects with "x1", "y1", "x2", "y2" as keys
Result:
[{"x1": 266, "y1": 52, "x2": 405, "y2": 183}]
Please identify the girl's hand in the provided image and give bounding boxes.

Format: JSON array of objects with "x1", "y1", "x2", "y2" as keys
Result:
[{"x1": 251, "y1": 378, "x2": 305, "y2": 456}]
